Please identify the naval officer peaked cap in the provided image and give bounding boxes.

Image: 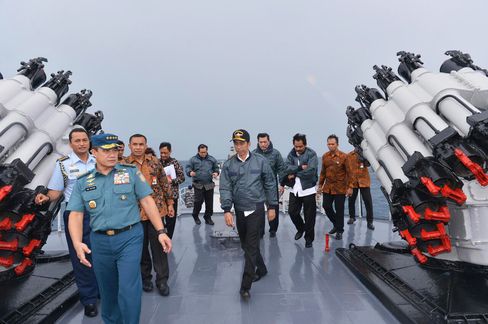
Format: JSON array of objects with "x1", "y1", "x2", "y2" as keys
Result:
[{"x1": 91, "y1": 133, "x2": 119, "y2": 149}]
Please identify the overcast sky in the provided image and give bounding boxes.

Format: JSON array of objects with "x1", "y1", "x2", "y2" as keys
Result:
[{"x1": 1, "y1": 0, "x2": 487, "y2": 159}]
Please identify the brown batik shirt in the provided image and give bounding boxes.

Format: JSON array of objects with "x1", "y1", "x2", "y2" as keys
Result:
[
  {"x1": 319, "y1": 149, "x2": 348, "y2": 195},
  {"x1": 123, "y1": 154, "x2": 174, "y2": 220},
  {"x1": 160, "y1": 157, "x2": 186, "y2": 199},
  {"x1": 347, "y1": 150, "x2": 371, "y2": 189}
]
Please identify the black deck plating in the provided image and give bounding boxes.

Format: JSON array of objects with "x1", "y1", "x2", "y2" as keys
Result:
[{"x1": 336, "y1": 244, "x2": 488, "y2": 324}]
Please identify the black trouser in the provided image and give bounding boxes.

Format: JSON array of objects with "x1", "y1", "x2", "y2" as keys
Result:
[
  {"x1": 63, "y1": 210, "x2": 99, "y2": 305},
  {"x1": 236, "y1": 206, "x2": 267, "y2": 290},
  {"x1": 348, "y1": 187, "x2": 374, "y2": 223},
  {"x1": 141, "y1": 220, "x2": 169, "y2": 287},
  {"x1": 192, "y1": 187, "x2": 214, "y2": 219},
  {"x1": 164, "y1": 198, "x2": 178, "y2": 238},
  {"x1": 259, "y1": 193, "x2": 279, "y2": 236},
  {"x1": 323, "y1": 193, "x2": 346, "y2": 233},
  {"x1": 288, "y1": 193, "x2": 317, "y2": 243}
]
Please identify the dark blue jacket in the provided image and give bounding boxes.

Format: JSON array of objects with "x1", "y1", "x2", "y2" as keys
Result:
[
  {"x1": 252, "y1": 142, "x2": 285, "y2": 181},
  {"x1": 185, "y1": 154, "x2": 219, "y2": 185},
  {"x1": 220, "y1": 152, "x2": 278, "y2": 212},
  {"x1": 282, "y1": 147, "x2": 318, "y2": 190}
]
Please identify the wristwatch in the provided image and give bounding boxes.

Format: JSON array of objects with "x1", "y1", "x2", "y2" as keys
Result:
[{"x1": 157, "y1": 228, "x2": 168, "y2": 236}]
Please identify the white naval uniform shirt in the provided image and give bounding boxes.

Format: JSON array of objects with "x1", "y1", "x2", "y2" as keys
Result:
[{"x1": 47, "y1": 152, "x2": 96, "y2": 202}]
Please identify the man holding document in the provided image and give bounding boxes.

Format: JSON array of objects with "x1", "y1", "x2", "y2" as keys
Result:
[{"x1": 159, "y1": 142, "x2": 186, "y2": 238}]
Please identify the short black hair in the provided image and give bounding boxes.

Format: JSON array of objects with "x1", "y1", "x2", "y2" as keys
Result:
[
  {"x1": 327, "y1": 134, "x2": 339, "y2": 144},
  {"x1": 159, "y1": 142, "x2": 172, "y2": 151},
  {"x1": 293, "y1": 133, "x2": 307, "y2": 145},
  {"x1": 69, "y1": 128, "x2": 89, "y2": 142},
  {"x1": 145, "y1": 147, "x2": 156, "y2": 156},
  {"x1": 116, "y1": 140, "x2": 124, "y2": 146},
  {"x1": 198, "y1": 144, "x2": 208, "y2": 151},
  {"x1": 257, "y1": 133, "x2": 270, "y2": 140},
  {"x1": 129, "y1": 133, "x2": 147, "y2": 143}
]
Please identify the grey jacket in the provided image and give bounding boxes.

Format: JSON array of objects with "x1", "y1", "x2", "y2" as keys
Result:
[
  {"x1": 252, "y1": 142, "x2": 285, "y2": 180},
  {"x1": 220, "y1": 152, "x2": 278, "y2": 212},
  {"x1": 282, "y1": 147, "x2": 318, "y2": 190},
  {"x1": 185, "y1": 154, "x2": 219, "y2": 186}
]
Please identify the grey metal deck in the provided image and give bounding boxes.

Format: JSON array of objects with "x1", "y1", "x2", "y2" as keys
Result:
[{"x1": 55, "y1": 212, "x2": 399, "y2": 324}]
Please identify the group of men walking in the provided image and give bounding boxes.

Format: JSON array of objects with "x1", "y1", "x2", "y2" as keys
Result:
[{"x1": 34, "y1": 127, "x2": 375, "y2": 322}]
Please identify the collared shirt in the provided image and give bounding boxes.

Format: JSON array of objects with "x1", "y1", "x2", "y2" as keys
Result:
[
  {"x1": 292, "y1": 153, "x2": 316, "y2": 197},
  {"x1": 47, "y1": 152, "x2": 96, "y2": 201},
  {"x1": 67, "y1": 164, "x2": 153, "y2": 232},
  {"x1": 236, "y1": 152, "x2": 250, "y2": 162},
  {"x1": 347, "y1": 151, "x2": 371, "y2": 188},
  {"x1": 123, "y1": 154, "x2": 174, "y2": 220},
  {"x1": 319, "y1": 150, "x2": 348, "y2": 194},
  {"x1": 160, "y1": 157, "x2": 185, "y2": 199}
]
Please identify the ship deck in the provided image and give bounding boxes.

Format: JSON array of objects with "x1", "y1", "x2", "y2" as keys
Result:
[{"x1": 53, "y1": 212, "x2": 399, "y2": 324}]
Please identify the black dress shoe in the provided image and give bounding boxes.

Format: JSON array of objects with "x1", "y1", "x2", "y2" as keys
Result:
[
  {"x1": 204, "y1": 217, "x2": 214, "y2": 225},
  {"x1": 269, "y1": 231, "x2": 276, "y2": 238},
  {"x1": 193, "y1": 216, "x2": 201, "y2": 225},
  {"x1": 305, "y1": 241, "x2": 313, "y2": 248},
  {"x1": 252, "y1": 270, "x2": 268, "y2": 282},
  {"x1": 157, "y1": 283, "x2": 170, "y2": 296},
  {"x1": 335, "y1": 232, "x2": 342, "y2": 240},
  {"x1": 239, "y1": 289, "x2": 250, "y2": 298},
  {"x1": 328, "y1": 227, "x2": 337, "y2": 235},
  {"x1": 84, "y1": 304, "x2": 98, "y2": 317},
  {"x1": 143, "y1": 281, "x2": 154, "y2": 292},
  {"x1": 294, "y1": 231, "x2": 304, "y2": 240},
  {"x1": 347, "y1": 218, "x2": 356, "y2": 225},
  {"x1": 367, "y1": 223, "x2": 375, "y2": 230}
]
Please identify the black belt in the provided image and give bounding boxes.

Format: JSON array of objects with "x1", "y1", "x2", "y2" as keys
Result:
[{"x1": 96, "y1": 223, "x2": 137, "y2": 236}]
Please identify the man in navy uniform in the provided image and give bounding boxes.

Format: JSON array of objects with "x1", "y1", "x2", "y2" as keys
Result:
[
  {"x1": 220, "y1": 129, "x2": 278, "y2": 299},
  {"x1": 67, "y1": 133, "x2": 172, "y2": 324},
  {"x1": 35, "y1": 128, "x2": 99, "y2": 317}
]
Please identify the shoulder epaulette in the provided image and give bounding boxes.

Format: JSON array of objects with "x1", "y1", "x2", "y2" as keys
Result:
[
  {"x1": 118, "y1": 163, "x2": 136, "y2": 168},
  {"x1": 77, "y1": 170, "x2": 92, "y2": 179},
  {"x1": 57, "y1": 155, "x2": 69, "y2": 162}
]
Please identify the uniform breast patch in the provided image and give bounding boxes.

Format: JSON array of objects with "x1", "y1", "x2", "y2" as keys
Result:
[{"x1": 114, "y1": 172, "x2": 130, "y2": 185}]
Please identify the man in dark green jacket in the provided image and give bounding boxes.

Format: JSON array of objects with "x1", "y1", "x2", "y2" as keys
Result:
[
  {"x1": 220, "y1": 129, "x2": 278, "y2": 299},
  {"x1": 282, "y1": 133, "x2": 319, "y2": 248},
  {"x1": 252, "y1": 132, "x2": 285, "y2": 238},
  {"x1": 186, "y1": 144, "x2": 219, "y2": 225}
]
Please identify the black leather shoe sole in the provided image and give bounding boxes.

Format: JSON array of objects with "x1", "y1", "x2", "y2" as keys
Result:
[
  {"x1": 252, "y1": 270, "x2": 268, "y2": 282},
  {"x1": 328, "y1": 227, "x2": 337, "y2": 235},
  {"x1": 143, "y1": 281, "x2": 154, "y2": 292},
  {"x1": 84, "y1": 304, "x2": 98, "y2": 317},
  {"x1": 158, "y1": 284, "x2": 170, "y2": 296},
  {"x1": 240, "y1": 289, "x2": 250, "y2": 298},
  {"x1": 294, "y1": 231, "x2": 304, "y2": 240}
]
